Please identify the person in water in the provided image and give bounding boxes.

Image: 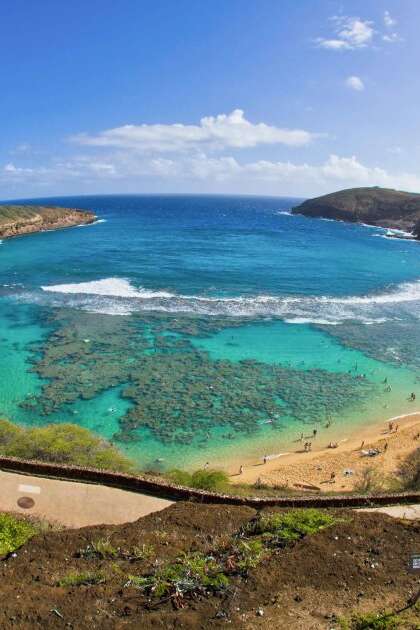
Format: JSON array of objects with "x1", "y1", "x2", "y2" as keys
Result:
[{"x1": 410, "y1": 392, "x2": 416, "y2": 401}]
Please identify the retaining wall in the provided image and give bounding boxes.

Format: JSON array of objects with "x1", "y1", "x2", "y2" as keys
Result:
[{"x1": 0, "y1": 456, "x2": 419, "y2": 509}]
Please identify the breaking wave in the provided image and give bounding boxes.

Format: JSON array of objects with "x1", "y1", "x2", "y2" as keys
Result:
[{"x1": 35, "y1": 276, "x2": 420, "y2": 323}]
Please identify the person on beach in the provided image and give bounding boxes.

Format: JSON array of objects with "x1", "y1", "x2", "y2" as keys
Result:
[
  {"x1": 330, "y1": 472, "x2": 336, "y2": 483},
  {"x1": 239, "y1": 465, "x2": 244, "y2": 475},
  {"x1": 308, "y1": 442, "x2": 312, "y2": 451},
  {"x1": 313, "y1": 429, "x2": 317, "y2": 438},
  {"x1": 388, "y1": 422, "x2": 394, "y2": 433},
  {"x1": 384, "y1": 442, "x2": 388, "y2": 452},
  {"x1": 300, "y1": 432, "x2": 304, "y2": 442},
  {"x1": 360, "y1": 440, "x2": 365, "y2": 450},
  {"x1": 263, "y1": 455, "x2": 268, "y2": 464}
]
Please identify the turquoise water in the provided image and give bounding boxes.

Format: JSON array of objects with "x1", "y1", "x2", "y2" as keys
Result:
[{"x1": 0, "y1": 194, "x2": 419, "y2": 470}]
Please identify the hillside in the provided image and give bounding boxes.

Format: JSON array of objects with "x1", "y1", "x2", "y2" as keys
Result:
[
  {"x1": 292, "y1": 187, "x2": 420, "y2": 237},
  {"x1": 0, "y1": 503, "x2": 419, "y2": 629},
  {"x1": 0, "y1": 205, "x2": 95, "y2": 239}
]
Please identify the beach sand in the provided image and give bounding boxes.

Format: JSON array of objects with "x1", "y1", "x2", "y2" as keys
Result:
[{"x1": 229, "y1": 412, "x2": 420, "y2": 492}]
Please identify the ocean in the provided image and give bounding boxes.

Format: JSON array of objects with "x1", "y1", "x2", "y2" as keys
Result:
[{"x1": 1, "y1": 194, "x2": 419, "y2": 471}]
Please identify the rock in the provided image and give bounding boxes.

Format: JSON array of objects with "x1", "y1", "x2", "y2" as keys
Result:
[
  {"x1": 292, "y1": 187, "x2": 420, "y2": 238},
  {"x1": 0, "y1": 205, "x2": 96, "y2": 240}
]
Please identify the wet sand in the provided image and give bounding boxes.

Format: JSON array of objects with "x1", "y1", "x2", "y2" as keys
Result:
[{"x1": 229, "y1": 412, "x2": 420, "y2": 492}]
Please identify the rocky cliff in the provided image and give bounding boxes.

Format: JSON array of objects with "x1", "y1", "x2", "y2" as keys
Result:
[
  {"x1": 0, "y1": 205, "x2": 96, "y2": 239},
  {"x1": 292, "y1": 187, "x2": 420, "y2": 237}
]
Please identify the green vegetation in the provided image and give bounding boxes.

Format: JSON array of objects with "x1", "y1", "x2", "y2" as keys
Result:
[
  {"x1": 0, "y1": 419, "x2": 134, "y2": 473},
  {"x1": 126, "y1": 552, "x2": 230, "y2": 599},
  {"x1": 246, "y1": 509, "x2": 338, "y2": 545},
  {"x1": 130, "y1": 543, "x2": 155, "y2": 561},
  {"x1": 126, "y1": 509, "x2": 335, "y2": 604},
  {"x1": 353, "y1": 468, "x2": 385, "y2": 494},
  {"x1": 0, "y1": 513, "x2": 37, "y2": 557},
  {"x1": 397, "y1": 447, "x2": 420, "y2": 490},
  {"x1": 57, "y1": 571, "x2": 105, "y2": 587},
  {"x1": 168, "y1": 468, "x2": 229, "y2": 491},
  {"x1": 340, "y1": 611, "x2": 400, "y2": 629},
  {"x1": 78, "y1": 537, "x2": 119, "y2": 559}
]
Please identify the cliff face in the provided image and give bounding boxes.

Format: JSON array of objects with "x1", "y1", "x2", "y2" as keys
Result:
[
  {"x1": 292, "y1": 187, "x2": 420, "y2": 237},
  {"x1": 0, "y1": 205, "x2": 96, "y2": 239}
]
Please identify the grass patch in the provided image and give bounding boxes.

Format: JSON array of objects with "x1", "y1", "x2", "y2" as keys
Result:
[
  {"x1": 246, "y1": 509, "x2": 338, "y2": 545},
  {"x1": 340, "y1": 611, "x2": 400, "y2": 629},
  {"x1": 78, "y1": 537, "x2": 119, "y2": 559},
  {"x1": 57, "y1": 571, "x2": 105, "y2": 587},
  {"x1": 167, "y1": 468, "x2": 229, "y2": 491},
  {"x1": 0, "y1": 513, "x2": 37, "y2": 557}
]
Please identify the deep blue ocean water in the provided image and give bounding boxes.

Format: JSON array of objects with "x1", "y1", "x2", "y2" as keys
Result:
[{"x1": 1, "y1": 195, "x2": 419, "y2": 469}]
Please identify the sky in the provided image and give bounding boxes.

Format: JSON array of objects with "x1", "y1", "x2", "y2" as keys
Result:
[{"x1": 1, "y1": 0, "x2": 419, "y2": 200}]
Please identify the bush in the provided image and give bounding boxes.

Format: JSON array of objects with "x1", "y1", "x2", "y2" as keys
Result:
[
  {"x1": 397, "y1": 447, "x2": 420, "y2": 490},
  {"x1": 0, "y1": 419, "x2": 134, "y2": 473},
  {"x1": 353, "y1": 467, "x2": 384, "y2": 494},
  {"x1": 247, "y1": 509, "x2": 337, "y2": 544},
  {"x1": 167, "y1": 468, "x2": 229, "y2": 491},
  {"x1": 127, "y1": 551, "x2": 229, "y2": 599},
  {"x1": 0, "y1": 513, "x2": 37, "y2": 557}
]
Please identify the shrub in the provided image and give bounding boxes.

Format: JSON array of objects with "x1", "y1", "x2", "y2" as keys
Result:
[
  {"x1": 246, "y1": 509, "x2": 337, "y2": 545},
  {"x1": 126, "y1": 551, "x2": 229, "y2": 599},
  {"x1": 353, "y1": 467, "x2": 384, "y2": 494},
  {"x1": 0, "y1": 419, "x2": 134, "y2": 473},
  {"x1": 397, "y1": 447, "x2": 420, "y2": 490},
  {"x1": 167, "y1": 468, "x2": 229, "y2": 491},
  {"x1": 0, "y1": 513, "x2": 37, "y2": 556}
]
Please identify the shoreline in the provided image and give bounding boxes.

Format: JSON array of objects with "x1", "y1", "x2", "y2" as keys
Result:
[
  {"x1": 229, "y1": 412, "x2": 420, "y2": 492},
  {"x1": 0, "y1": 206, "x2": 96, "y2": 240}
]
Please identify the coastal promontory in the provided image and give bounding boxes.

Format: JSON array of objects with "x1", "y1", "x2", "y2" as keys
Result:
[
  {"x1": 292, "y1": 187, "x2": 420, "y2": 237},
  {"x1": 0, "y1": 205, "x2": 96, "y2": 239}
]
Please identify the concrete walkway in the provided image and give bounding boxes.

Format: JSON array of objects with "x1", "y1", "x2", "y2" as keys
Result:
[
  {"x1": 357, "y1": 504, "x2": 420, "y2": 521},
  {"x1": 0, "y1": 470, "x2": 172, "y2": 528}
]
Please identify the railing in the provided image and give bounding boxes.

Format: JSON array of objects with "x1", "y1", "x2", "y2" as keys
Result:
[{"x1": 0, "y1": 455, "x2": 419, "y2": 509}]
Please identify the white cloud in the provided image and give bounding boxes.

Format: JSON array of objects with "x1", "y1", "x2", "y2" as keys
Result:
[
  {"x1": 384, "y1": 10, "x2": 396, "y2": 28},
  {"x1": 3, "y1": 153, "x2": 420, "y2": 196},
  {"x1": 72, "y1": 109, "x2": 318, "y2": 152},
  {"x1": 345, "y1": 75, "x2": 365, "y2": 91},
  {"x1": 316, "y1": 16, "x2": 374, "y2": 50}
]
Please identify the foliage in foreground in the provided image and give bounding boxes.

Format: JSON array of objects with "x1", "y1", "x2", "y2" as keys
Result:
[
  {"x1": 57, "y1": 571, "x2": 105, "y2": 587},
  {"x1": 0, "y1": 419, "x2": 134, "y2": 472},
  {"x1": 246, "y1": 509, "x2": 338, "y2": 544},
  {"x1": 340, "y1": 611, "x2": 400, "y2": 629},
  {"x1": 0, "y1": 513, "x2": 37, "y2": 557},
  {"x1": 125, "y1": 509, "x2": 336, "y2": 604},
  {"x1": 167, "y1": 468, "x2": 229, "y2": 491}
]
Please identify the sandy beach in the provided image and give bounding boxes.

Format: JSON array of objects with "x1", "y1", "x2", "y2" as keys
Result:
[{"x1": 229, "y1": 412, "x2": 420, "y2": 492}]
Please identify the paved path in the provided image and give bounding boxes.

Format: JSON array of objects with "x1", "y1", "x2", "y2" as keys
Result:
[
  {"x1": 0, "y1": 470, "x2": 172, "y2": 528},
  {"x1": 357, "y1": 504, "x2": 420, "y2": 521}
]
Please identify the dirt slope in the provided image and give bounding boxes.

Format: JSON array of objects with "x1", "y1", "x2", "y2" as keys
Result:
[{"x1": 0, "y1": 502, "x2": 418, "y2": 629}]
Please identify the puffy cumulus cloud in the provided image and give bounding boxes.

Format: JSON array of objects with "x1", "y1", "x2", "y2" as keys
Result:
[
  {"x1": 316, "y1": 16, "x2": 374, "y2": 50},
  {"x1": 345, "y1": 75, "x2": 365, "y2": 91},
  {"x1": 72, "y1": 109, "x2": 318, "y2": 152}
]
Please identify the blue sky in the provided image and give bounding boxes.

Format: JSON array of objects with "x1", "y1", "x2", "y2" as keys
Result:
[{"x1": 1, "y1": 0, "x2": 419, "y2": 199}]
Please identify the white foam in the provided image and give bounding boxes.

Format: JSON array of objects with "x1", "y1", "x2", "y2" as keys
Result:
[
  {"x1": 36, "y1": 277, "x2": 420, "y2": 321},
  {"x1": 41, "y1": 277, "x2": 173, "y2": 299}
]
